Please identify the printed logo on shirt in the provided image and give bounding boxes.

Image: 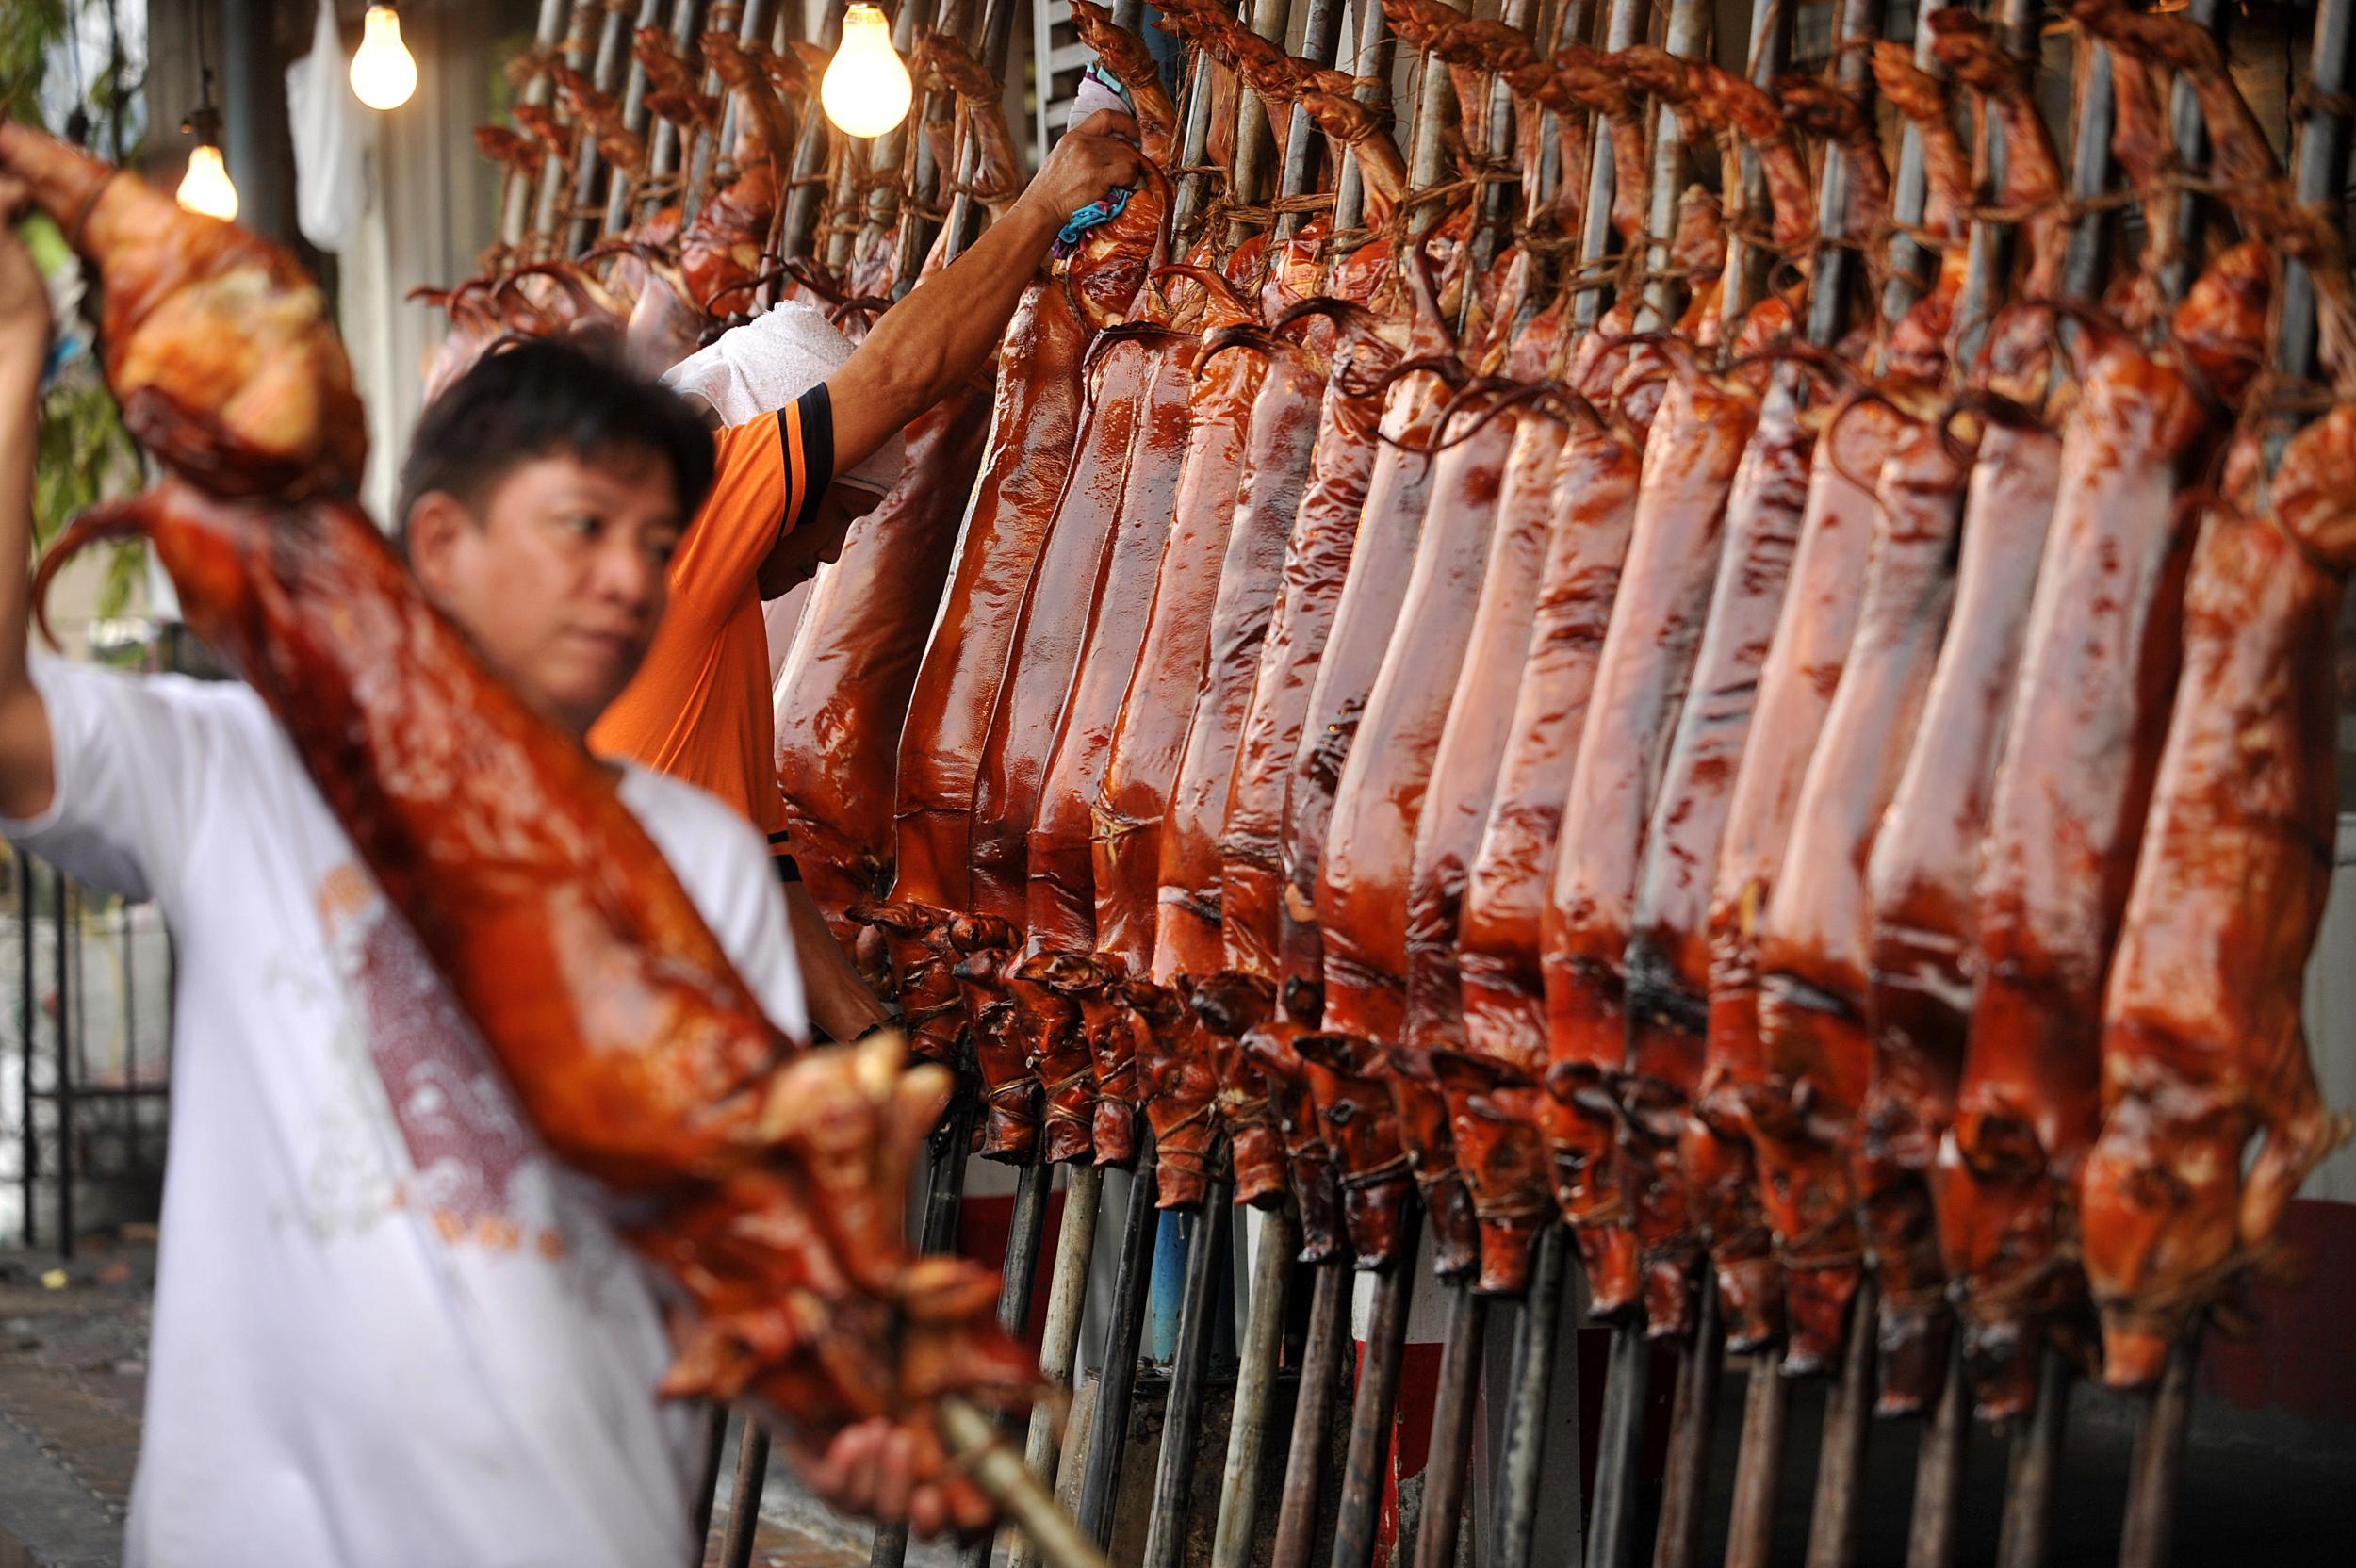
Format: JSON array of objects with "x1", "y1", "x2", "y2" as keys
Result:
[{"x1": 313, "y1": 863, "x2": 593, "y2": 1267}]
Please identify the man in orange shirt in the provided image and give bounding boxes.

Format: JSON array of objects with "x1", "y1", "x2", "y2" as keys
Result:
[{"x1": 590, "y1": 113, "x2": 1139, "y2": 1046}]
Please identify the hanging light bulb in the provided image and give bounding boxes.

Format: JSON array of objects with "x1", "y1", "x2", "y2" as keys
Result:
[
  {"x1": 350, "y1": 4, "x2": 419, "y2": 112},
  {"x1": 821, "y1": 4, "x2": 912, "y2": 139},
  {"x1": 175, "y1": 87, "x2": 237, "y2": 221}
]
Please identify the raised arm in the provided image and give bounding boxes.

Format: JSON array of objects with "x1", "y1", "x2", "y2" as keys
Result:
[
  {"x1": 822, "y1": 110, "x2": 1141, "y2": 473},
  {"x1": 0, "y1": 181, "x2": 57, "y2": 823}
]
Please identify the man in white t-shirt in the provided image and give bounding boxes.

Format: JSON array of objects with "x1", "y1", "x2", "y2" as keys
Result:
[{"x1": 0, "y1": 196, "x2": 915, "y2": 1563}]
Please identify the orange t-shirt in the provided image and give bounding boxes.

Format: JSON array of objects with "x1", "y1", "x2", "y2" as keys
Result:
[{"x1": 590, "y1": 387, "x2": 834, "y2": 841}]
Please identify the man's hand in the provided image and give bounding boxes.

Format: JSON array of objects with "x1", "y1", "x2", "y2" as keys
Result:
[
  {"x1": 794, "y1": 1417, "x2": 995, "y2": 1538},
  {"x1": 820, "y1": 109, "x2": 1146, "y2": 481},
  {"x1": 0, "y1": 177, "x2": 50, "y2": 371},
  {"x1": 1014, "y1": 110, "x2": 1144, "y2": 227}
]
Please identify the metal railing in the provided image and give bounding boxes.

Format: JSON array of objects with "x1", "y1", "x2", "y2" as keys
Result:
[{"x1": 3, "y1": 849, "x2": 173, "y2": 1256}]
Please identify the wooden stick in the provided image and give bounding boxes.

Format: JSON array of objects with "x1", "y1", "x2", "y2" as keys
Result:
[
  {"x1": 1994, "y1": 1348, "x2": 2070, "y2": 1568},
  {"x1": 1009, "y1": 1163, "x2": 1107, "y2": 1568},
  {"x1": 717, "y1": 1421, "x2": 773, "y2": 1568},
  {"x1": 1649, "y1": 1272, "x2": 1724, "y2": 1568},
  {"x1": 531, "y1": 2, "x2": 607, "y2": 255},
  {"x1": 686, "y1": 1404, "x2": 730, "y2": 1562},
  {"x1": 1141, "y1": 1172, "x2": 1235, "y2": 1568},
  {"x1": 1904, "y1": 1334, "x2": 1969, "y2": 1568},
  {"x1": 1723, "y1": 1347, "x2": 1792, "y2": 1568},
  {"x1": 871, "y1": 1099, "x2": 978, "y2": 1568},
  {"x1": 564, "y1": 0, "x2": 641, "y2": 256},
  {"x1": 1802, "y1": 1278, "x2": 1879, "y2": 1568},
  {"x1": 1491, "y1": 1224, "x2": 1571, "y2": 1568},
  {"x1": 957, "y1": 1152, "x2": 1059, "y2": 1568},
  {"x1": 1211, "y1": 1203, "x2": 1299, "y2": 1568},
  {"x1": 1075, "y1": 1140, "x2": 1165, "y2": 1546},
  {"x1": 1269, "y1": 1257, "x2": 1352, "y2": 1568},
  {"x1": 2115, "y1": 1331, "x2": 2199, "y2": 1568},
  {"x1": 1407, "y1": 1284, "x2": 1488, "y2": 1568},
  {"x1": 1582, "y1": 1318, "x2": 1652, "y2": 1568},
  {"x1": 641, "y1": 0, "x2": 712, "y2": 221},
  {"x1": 941, "y1": 1396, "x2": 1115, "y2": 1568},
  {"x1": 1330, "y1": 1201, "x2": 1425, "y2": 1568}
]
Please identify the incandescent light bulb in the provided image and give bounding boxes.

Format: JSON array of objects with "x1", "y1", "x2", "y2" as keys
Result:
[
  {"x1": 175, "y1": 142, "x2": 239, "y2": 220},
  {"x1": 821, "y1": 5, "x2": 912, "y2": 139},
  {"x1": 350, "y1": 5, "x2": 419, "y2": 112}
]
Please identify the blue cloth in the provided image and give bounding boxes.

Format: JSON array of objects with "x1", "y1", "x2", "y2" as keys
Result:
[{"x1": 1057, "y1": 184, "x2": 1134, "y2": 248}]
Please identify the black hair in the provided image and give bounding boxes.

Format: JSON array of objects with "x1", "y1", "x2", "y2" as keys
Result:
[{"x1": 393, "y1": 334, "x2": 715, "y2": 554}]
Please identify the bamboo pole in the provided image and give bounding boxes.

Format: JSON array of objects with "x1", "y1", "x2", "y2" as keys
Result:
[
  {"x1": 716, "y1": 1422, "x2": 773, "y2": 1568},
  {"x1": 1570, "y1": 0, "x2": 1645, "y2": 327},
  {"x1": 1649, "y1": 1274, "x2": 1723, "y2": 1568},
  {"x1": 1328, "y1": 1200, "x2": 1426, "y2": 1568},
  {"x1": 1209, "y1": 1203, "x2": 1299, "y2": 1568},
  {"x1": 1009, "y1": 1164, "x2": 1106, "y2": 1568},
  {"x1": 1406, "y1": 1287, "x2": 1489, "y2": 1568},
  {"x1": 782, "y1": 2, "x2": 851, "y2": 265},
  {"x1": 1722, "y1": 1351, "x2": 1792, "y2": 1568},
  {"x1": 1140, "y1": 1174, "x2": 1235, "y2": 1568},
  {"x1": 1582, "y1": 1319, "x2": 1651, "y2": 1568},
  {"x1": 1490, "y1": 1224, "x2": 1573, "y2": 1568},
  {"x1": 1269, "y1": 1258, "x2": 1352, "y2": 1568},
  {"x1": 1994, "y1": 1347, "x2": 2070, "y2": 1568},
  {"x1": 1332, "y1": 0, "x2": 1395, "y2": 232},
  {"x1": 505, "y1": 0, "x2": 581, "y2": 252},
  {"x1": 565, "y1": 0, "x2": 643, "y2": 255},
  {"x1": 532, "y1": 2, "x2": 607, "y2": 253},
  {"x1": 857, "y1": 0, "x2": 937, "y2": 274},
  {"x1": 1905, "y1": 1340, "x2": 1971, "y2": 1568},
  {"x1": 601, "y1": 0, "x2": 674, "y2": 234},
  {"x1": 940, "y1": 1396, "x2": 1117, "y2": 1568},
  {"x1": 1222, "y1": 0, "x2": 1301, "y2": 247},
  {"x1": 1802, "y1": 1279, "x2": 1879, "y2": 1568},
  {"x1": 1275, "y1": 0, "x2": 1352, "y2": 238},
  {"x1": 956, "y1": 1152, "x2": 1059, "y2": 1568},
  {"x1": 1075, "y1": 1142, "x2": 1165, "y2": 1547},
  {"x1": 687, "y1": 0, "x2": 775, "y2": 219},
  {"x1": 868, "y1": 1099, "x2": 979, "y2": 1568},
  {"x1": 641, "y1": 0, "x2": 712, "y2": 220}
]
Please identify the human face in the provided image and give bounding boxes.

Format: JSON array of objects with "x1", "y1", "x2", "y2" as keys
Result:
[{"x1": 406, "y1": 446, "x2": 685, "y2": 736}]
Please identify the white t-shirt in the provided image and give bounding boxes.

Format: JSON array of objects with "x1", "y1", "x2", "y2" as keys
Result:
[{"x1": 3, "y1": 657, "x2": 809, "y2": 1568}]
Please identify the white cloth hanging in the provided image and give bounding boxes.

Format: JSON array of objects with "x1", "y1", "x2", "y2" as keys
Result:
[{"x1": 285, "y1": 0, "x2": 370, "y2": 253}]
